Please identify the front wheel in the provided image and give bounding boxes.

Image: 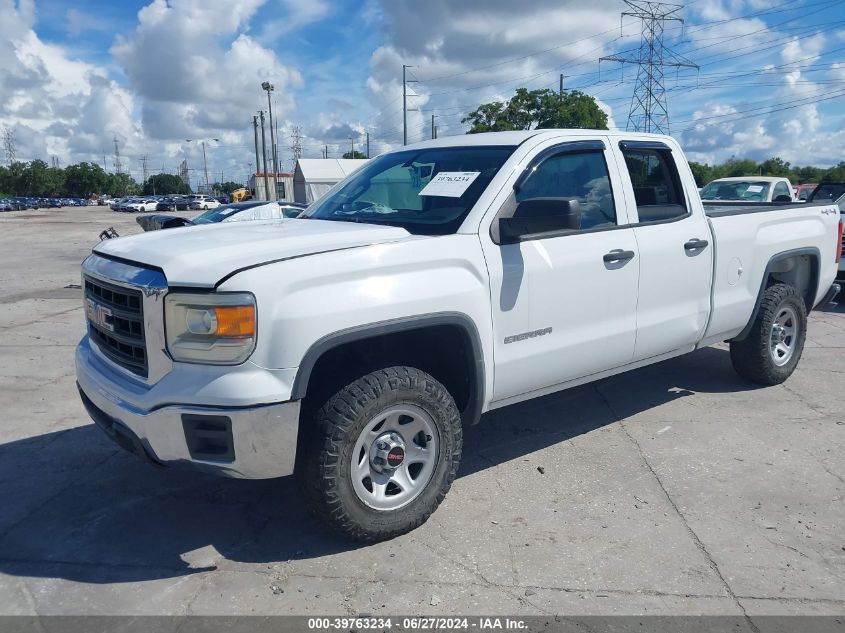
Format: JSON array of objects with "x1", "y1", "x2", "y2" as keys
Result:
[
  {"x1": 299, "y1": 366, "x2": 462, "y2": 542},
  {"x1": 730, "y1": 283, "x2": 807, "y2": 385}
]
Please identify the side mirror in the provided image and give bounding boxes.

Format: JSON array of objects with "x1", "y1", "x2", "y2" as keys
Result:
[
  {"x1": 498, "y1": 198, "x2": 581, "y2": 244},
  {"x1": 773, "y1": 194, "x2": 793, "y2": 203}
]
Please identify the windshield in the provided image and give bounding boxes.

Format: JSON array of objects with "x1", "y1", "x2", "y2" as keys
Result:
[
  {"x1": 192, "y1": 203, "x2": 259, "y2": 224},
  {"x1": 303, "y1": 146, "x2": 515, "y2": 235},
  {"x1": 700, "y1": 180, "x2": 771, "y2": 201}
]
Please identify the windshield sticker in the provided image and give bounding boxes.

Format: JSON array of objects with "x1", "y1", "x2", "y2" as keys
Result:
[
  {"x1": 217, "y1": 207, "x2": 239, "y2": 216},
  {"x1": 419, "y1": 171, "x2": 481, "y2": 198},
  {"x1": 745, "y1": 185, "x2": 764, "y2": 193}
]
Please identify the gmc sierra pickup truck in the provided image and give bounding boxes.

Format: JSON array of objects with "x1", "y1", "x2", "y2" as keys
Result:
[{"x1": 76, "y1": 130, "x2": 843, "y2": 542}]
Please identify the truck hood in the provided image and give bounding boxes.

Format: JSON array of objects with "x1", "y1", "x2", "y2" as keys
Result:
[{"x1": 93, "y1": 219, "x2": 412, "y2": 287}]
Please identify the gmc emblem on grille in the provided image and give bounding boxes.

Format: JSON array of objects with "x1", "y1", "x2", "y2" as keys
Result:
[{"x1": 85, "y1": 298, "x2": 114, "y2": 332}]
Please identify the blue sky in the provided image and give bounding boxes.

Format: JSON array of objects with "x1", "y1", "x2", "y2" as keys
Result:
[{"x1": 1, "y1": 0, "x2": 844, "y2": 187}]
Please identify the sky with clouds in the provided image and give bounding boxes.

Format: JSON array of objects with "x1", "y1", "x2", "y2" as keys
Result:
[{"x1": 1, "y1": 0, "x2": 843, "y2": 188}]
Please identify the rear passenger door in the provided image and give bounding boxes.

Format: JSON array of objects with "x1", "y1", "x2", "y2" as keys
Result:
[{"x1": 614, "y1": 140, "x2": 713, "y2": 361}]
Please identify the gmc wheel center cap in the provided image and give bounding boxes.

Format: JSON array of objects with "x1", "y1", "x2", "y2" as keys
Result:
[{"x1": 370, "y1": 432, "x2": 405, "y2": 472}]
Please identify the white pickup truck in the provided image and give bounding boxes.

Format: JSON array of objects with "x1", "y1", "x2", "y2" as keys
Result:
[{"x1": 76, "y1": 130, "x2": 842, "y2": 541}]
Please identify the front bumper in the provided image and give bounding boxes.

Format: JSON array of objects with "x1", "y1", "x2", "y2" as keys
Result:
[{"x1": 76, "y1": 339, "x2": 300, "y2": 479}]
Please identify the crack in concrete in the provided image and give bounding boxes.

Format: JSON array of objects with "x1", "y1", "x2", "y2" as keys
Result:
[
  {"x1": 780, "y1": 383, "x2": 827, "y2": 418},
  {"x1": 0, "y1": 306, "x2": 83, "y2": 332},
  {"x1": 593, "y1": 383, "x2": 762, "y2": 633}
]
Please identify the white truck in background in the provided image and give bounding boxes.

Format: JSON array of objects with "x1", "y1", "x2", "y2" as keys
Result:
[
  {"x1": 76, "y1": 130, "x2": 842, "y2": 542},
  {"x1": 700, "y1": 176, "x2": 795, "y2": 203}
]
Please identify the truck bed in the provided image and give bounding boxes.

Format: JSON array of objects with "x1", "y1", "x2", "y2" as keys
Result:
[
  {"x1": 702, "y1": 200, "x2": 835, "y2": 217},
  {"x1": 701, "y1": 199, "x2": 840, "y2": 345}
]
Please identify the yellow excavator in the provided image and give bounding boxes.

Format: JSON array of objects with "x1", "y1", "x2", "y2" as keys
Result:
[{"x1": 230, "y1": 188, "x2": 252, "y2": 203}]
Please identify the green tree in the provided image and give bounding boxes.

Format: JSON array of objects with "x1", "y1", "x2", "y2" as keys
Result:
[
  {"x1": 688, "y1": 161, "x2": 713, "y2": 187},
  {"x1": 713, "y1": 158, "x2": 759, "y2": 179},
  {"x1": 143, "y1": 173, "x2": 191, "y2": 195},
  {"x1": 462, "y1": 88, "x2": 608, "y2": 133},
  {"x1": 821, "y1": 161, "x2": 845, "y2": 183},
  {"x1": 791, "y1": 165, "x2": 825, "y2": 184},
  {"x1": 64, "y1": 162, "x2": 108, "y2": 197},
  {"x1": 342, "y1": 150, "x2": 368, "y2": 159},
  {"x1": 758, "y1": 156, "x2": 791, "y2": 177},
  {"x1": 106, "y1": 172, "x2": 140, "y2": 197}
]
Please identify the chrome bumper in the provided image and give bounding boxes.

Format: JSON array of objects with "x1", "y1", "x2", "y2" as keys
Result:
[{"x1": 76, "y1": 339, "x2": 300, "y2": 480}]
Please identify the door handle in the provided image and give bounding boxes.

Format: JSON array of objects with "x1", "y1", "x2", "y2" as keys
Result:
[
  {"x1": 603, "y1": 249, "x2": 635, "y2": 264},
  {"x1": 684, "y1": 238, "x2": 709, "y2": 251}
]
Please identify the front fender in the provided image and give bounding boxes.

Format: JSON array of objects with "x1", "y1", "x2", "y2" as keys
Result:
[{"x1": 218, "y1": 234, "x2": 495, "y2": 410}]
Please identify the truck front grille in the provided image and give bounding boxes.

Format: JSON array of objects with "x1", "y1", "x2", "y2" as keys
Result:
[{"x1": 84, "y1": 276, "x2": 147, "y2": 377}]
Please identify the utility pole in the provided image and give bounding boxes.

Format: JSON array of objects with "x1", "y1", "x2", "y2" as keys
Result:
[
  {"x1": 402, "y1": 65, "x2": 418, "y2": 146},
  {"x1": 103, "y1": 153, "x2": 107, "y2": 173},
  {"x1": 349, "y1": 136, "x2": 354, "y2": 158},
  {"x1": 259, "y1": 111, "x2": 270, "y2": 201},
  {"x1": 366, "y1": 132, "x2": 370, "y2": 158},
  {"x1": 599, "y1": 1, "x2": 698, "y2": 133},
  {"x1": 324, "y1": 145, "x2": 328, "y2": 159},
  {"x1": 261, "y1": 82, "x2": 279, "y2": 196},
  {"x1": 141, "y1": 155, "x2": 148, "y2": 185},
  {"x1": 431, "y1": 114, "x2": 438, "y2": 139},
  {"x1": 252, "y1": 115, "x2": 261, "y2": 190}
]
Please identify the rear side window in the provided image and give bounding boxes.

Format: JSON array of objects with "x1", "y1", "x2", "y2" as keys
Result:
[
  {"x1": 621, "y1": 147, "x2": 688, "y2": 223},
  {"x1": 773, "y1": 181, "x2": 791, "y2": 200},
  {"x1": 515, "y1": 151, "x2": 617, "y2": 231}
]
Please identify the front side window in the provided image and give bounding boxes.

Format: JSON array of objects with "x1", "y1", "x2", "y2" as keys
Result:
[
  {"x1": 515, "y1": 150, "x2": 617, "y2": 231},
  {"x1": 304, "y1": 146, "x2": 515, "y2": 235},
  {"x1": 622, "y1": 148, "x2": 688, "y2": 222}
]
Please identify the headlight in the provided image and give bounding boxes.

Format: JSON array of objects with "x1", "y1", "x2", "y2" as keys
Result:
[{"x1": 165, "y1": 292, "x2": 256, "y2": 364}]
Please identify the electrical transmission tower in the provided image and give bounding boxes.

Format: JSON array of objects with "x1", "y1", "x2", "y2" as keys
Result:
[
  {"x1": 179, "y1": 160, "x2": 189, "y2": 186},
  {"x1": 3, "y1": 127, "x2": 16, "y2": 166},
  {"x1": 290, "y1": 126, "x2": 303, "y2": 168},
  {"x1": 113, "y1": 135, "x2": 122, "y2": 175},
  {"x1": 141, "y1": 155, "x2": 148, "y2": 184},
  {"x1": 600, "y1": 1, "x2": 697, "y2": 134}
]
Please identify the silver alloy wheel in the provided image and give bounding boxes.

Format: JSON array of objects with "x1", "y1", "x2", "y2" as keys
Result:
[
  {"x1": 350, "y1": 404, "x2": 440, "y2": 511},
  {"x1": 770, "y1": 305, "x2": 798, "y2": 366}
]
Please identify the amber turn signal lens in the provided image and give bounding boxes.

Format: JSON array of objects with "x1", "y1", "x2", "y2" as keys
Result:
[{"x1": 213, "y1": 305, "x2": 255, "y2": 337}]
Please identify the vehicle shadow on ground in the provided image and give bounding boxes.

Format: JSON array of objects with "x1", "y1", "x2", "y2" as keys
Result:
[{"x1": 0, "y1": 346, "x2": 759, "y2": 585}]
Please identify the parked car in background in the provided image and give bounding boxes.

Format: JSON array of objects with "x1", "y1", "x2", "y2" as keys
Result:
[
  {"x1": 118, "y1": 198, "x2": 155, "y2": 212},
  {"x1": 13, "y1": 197, "x2": 39, "y2": 209},
  {"x1": 794, "y1": 184, "x2": 817, "y2": 201},
  {"x1": 700, "y1": 176, "x2": 795, "y2": 202},
  {"x1": 136, "y1": 200, "x2": 307, "y2": 231},
  {"x1": 807, "y1": 182, "x2": 845, "y2": 206},
  {"x1": 188, "y1": 194, "x2": 220, "y2": 210},
  {"x1": 156, "y1": 196, "x2": 188, "y2": 212},
  {"x1": 111, "y1": 197, "x2": 130, "y2": 211}
]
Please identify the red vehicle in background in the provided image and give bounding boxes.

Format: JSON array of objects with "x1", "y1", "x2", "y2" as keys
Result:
[{"x1": 794, "y1": 183, "x2": 817, "y2": 201}]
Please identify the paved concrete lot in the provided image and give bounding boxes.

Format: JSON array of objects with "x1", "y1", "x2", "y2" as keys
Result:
[{"x1": 0, "y1": 206, "x2": 843, "y2": 618}]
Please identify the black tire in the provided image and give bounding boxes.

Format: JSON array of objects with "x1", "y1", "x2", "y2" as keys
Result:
[
  {"x1": 299, "y1": 366, "x2": 462, "y2": 542},
  {"x1": 730, "y1": 283, "x2": 807, "y2": 385}
]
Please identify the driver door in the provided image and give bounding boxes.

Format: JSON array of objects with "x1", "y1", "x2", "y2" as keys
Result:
[{"x1": 481, "y1": 139, "x2": 640, "y2": 403}]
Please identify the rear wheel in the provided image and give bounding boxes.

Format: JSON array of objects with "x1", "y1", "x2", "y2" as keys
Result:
[
  {"x1": 730, "y1": 283, "x2": 807, "y2": 385},
  {"x1": 299, "y1": 366, "x2": 462, "y2": 542}
]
